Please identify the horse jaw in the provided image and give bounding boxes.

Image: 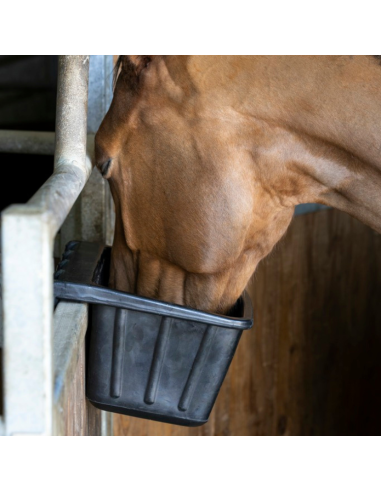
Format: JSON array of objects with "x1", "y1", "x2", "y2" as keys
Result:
[{"x1": 108, "y1": 227, "x2": 291, "y2": 315}]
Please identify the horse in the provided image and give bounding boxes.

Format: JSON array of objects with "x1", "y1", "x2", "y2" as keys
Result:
[{"x1": 94, "y1": 55, "x2": 381, "y2": 315}]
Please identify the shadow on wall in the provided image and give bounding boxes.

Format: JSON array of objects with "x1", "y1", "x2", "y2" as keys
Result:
[{"x1": 246, "y1": 208, "x2": 381, "y2": 436}]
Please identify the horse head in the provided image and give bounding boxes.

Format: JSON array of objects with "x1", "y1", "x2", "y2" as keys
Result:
[{"x1": 95, "y1": 55, "x2": 381, "y2": 313}]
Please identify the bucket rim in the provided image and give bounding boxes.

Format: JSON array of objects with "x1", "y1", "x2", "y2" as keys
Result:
[{"x1": 54, "y1": 280, "x2": 253, "y2": 330}]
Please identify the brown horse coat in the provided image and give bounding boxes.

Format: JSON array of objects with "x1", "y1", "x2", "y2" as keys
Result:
[{"x1": 95, "y1": 56, "x2": 381, "y2": 313}]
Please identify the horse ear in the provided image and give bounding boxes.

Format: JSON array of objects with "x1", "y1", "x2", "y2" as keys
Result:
[
  {"x1": 115, "y1": 56, "x2": 157, "y2": 91},
  {"x1": 127, "y1": 55, "x2": 153, "y2": 76}
]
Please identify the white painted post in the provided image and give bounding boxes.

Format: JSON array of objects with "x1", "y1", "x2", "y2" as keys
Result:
[{"x1": 2, "y1": 208, "x2": 53, "y2": 435}]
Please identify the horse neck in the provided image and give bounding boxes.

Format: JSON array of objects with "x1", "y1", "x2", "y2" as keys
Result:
[{"x1": 246, "y1": 56, "x2": 381, "y2": 232}]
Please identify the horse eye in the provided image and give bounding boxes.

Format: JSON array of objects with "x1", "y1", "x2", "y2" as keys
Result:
[{"x1": 101, "y1": 159, "x2": 112, "y2": 178}]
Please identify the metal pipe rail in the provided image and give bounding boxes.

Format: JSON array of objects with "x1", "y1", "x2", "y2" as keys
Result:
[{"x1": 1, "y1": 56, "x2": 92, "y2": 435}]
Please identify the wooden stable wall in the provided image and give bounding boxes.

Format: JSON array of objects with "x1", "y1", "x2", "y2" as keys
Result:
[
  {"x1": 114, "y1": 208, "x2": 381, "y2": 436},
  {"x1": 55, "y1": 343, "x2": 103, "y2": 436}
]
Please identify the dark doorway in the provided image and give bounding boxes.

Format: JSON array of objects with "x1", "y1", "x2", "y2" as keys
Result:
[{"x1": 0, "y1": 56, "x2": 58, "y2": 211}]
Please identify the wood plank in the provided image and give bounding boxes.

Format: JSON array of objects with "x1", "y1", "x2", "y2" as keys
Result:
[
  {"x1": 114, "y1": 208, "x2": 381, "y2": 436},
  {"x1": 53, "y1": 302, "x2": 112, "y2": 436},
  {"x1": 0, "y1": 348, "x2": 3, "y2": 418},
  {"x1": 55, "y1": 342, "x2": 103, "y2": 436}
]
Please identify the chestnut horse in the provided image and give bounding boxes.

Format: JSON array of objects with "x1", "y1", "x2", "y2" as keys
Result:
[{"x1": 95, "y1": 56, "x2": 381, "y2": 314}]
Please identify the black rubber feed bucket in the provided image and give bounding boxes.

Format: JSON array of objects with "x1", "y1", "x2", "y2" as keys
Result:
[{"x1": 54, "y1": 241, "x2": 253, "y2": 427}]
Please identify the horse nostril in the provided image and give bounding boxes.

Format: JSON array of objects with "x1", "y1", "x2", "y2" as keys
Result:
[{"x1": 100, "y1": 159, "x2": 112, "y2": 177}]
